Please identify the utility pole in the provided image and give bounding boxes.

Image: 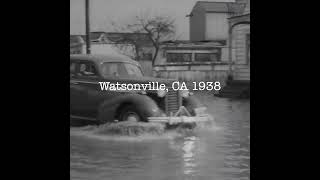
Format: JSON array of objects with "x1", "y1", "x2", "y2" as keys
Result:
[{"x1": 85, "y1": 0, "x2": 91, "y2": 54}]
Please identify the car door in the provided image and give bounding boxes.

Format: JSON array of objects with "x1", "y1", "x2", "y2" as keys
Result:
[
  {"x1": 86, "y1": 62, "x2": 131, "y2": 120},
  {"x1": 84, "y1": 62, "x2": 123, "y2": 118},
  {"x1": 70, "y1": 60, "x2": 87, "y2": 116},
  {"x1": 72, "y1": 60, "x2": 101, "y2": 118}
]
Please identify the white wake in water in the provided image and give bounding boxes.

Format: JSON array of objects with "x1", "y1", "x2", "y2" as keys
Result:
[{"x1": 70, "y1": 117, "x2": 222, "y2": 141}]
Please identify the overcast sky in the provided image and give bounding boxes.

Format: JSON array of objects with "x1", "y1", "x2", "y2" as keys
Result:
[{"x1": 70, "y1": 0, "x2": 234, "y2": 40}]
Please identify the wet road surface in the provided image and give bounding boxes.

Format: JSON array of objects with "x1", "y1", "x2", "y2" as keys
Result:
[{"x1": 70, "y1": 92, "x2": 250, "y2": 180}]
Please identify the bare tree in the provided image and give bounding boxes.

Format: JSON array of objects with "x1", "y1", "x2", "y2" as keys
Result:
[
  {"x1": 111, "y1": 14, "x2": 176, "y2": 65},
  {"x1": 130, "y1": 15, "x2": 175, "y2": 65}
]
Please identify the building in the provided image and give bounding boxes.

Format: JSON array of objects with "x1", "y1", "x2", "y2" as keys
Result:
[
  {"x1": 153, "y1": 40, "x2": 229, "y2": 86},
  {"x1": 189, "y1": 1, "x2": 245, "y2": 42},
  {"x1": 153, "y1": 0, "x2": 250, "y2": 97},
  {"x1": 79, "y1": 31, "x2": 109, "y2": 43},
  {"x1": 188, "y1": 0, "x2": 250, "y2": 81},
  {"x1": 153, "y1": 1, "x2": 245, "y2": 85},
  {"x1": 70, "y1": 35, "x2": 84, "y2": 54},
  {"x1": 228, "y1": 0, "x2": 250, "y2": 81},
  {"x1": 216, "y1": 0, "x2": 250, "y2": 98}
]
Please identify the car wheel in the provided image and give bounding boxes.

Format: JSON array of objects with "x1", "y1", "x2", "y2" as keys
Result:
[{"x1": 119, "y1": 105, "x2": 146, "y2": 122}]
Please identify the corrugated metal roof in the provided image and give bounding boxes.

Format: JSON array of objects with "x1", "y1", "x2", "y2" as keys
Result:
[
  {"x1": 80, "y1": 32, "x2": 105, "y2": 42},
  {"x1": 70, "y1": 35, "x2": 84, "y2": 44},
  {"x1": 106, "y1": 32, "x2": 152, "y2": 45},
  {"x1": 70, "y1": 54, "x2": 140, "y2": 66},
  {"x1": 72, "y1": 32, "x2": 152, "y2": 45},
  {"x1": 90, "y1": 32, "x2": 105, "y2": 41}
]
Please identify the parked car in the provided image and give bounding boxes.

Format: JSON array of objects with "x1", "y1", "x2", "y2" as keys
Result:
[{"x1": 70, "y1": 54, "x2": 212, "y2": 126}]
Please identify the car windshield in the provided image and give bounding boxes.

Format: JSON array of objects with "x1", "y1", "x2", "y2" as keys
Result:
[{"x1": 100, "y1": 62, "x2": 143, "y2": 78}]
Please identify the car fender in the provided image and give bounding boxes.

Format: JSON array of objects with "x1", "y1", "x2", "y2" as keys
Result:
[{"x1": 97, "y1": 93, "x2": 164, "y2": 123}]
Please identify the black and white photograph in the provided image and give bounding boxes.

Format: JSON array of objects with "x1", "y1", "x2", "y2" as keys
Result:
[{"x1": 70, "y1": 0, "x2": 250, "y2": 179}]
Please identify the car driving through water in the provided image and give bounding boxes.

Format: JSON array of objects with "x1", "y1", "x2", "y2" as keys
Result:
[{"x1": 70, "y1": 54, "x2": 212, "y2": 127}]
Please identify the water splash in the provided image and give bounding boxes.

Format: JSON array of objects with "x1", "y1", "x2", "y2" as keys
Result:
[
  {"x1": 94, "y1": 121, "x2": 165, "y2": 136},
  {"x1": 70, "y1": 116, "x2": 222, "y2": 142},
  {"x1": 71, "y1": 121, "x2": 178, "y2": 141},
  {"x1": 193, "y1": 115, "x2": 223, "y2": 132}
]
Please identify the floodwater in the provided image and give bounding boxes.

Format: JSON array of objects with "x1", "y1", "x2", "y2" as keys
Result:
[{"x1": 70, "y1": 92, "x2": 250, "y2": 180}]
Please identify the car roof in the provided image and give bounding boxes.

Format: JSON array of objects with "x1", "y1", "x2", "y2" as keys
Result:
[{"x1": 70, "y1": 54, "x2": 140, "y2": 66}]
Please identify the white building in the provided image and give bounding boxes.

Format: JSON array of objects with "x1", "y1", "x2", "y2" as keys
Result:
[{"x1": 189, "y1": 1, "x2": 245, "y2": 42}]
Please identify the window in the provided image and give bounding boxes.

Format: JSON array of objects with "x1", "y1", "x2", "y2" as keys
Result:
[
  {"x1": 70, "y1": 62, "x2": 76, "y2": 74},
  {"x1": 195, "y1": 53, "x2": 220, "y2": 62},
  {"x1": 124, "y1": 63, "x2": 143, "y2": 76},
  {"x1": 166, "y1": 53, "x2": 192, "y2": 63},
  {"x1": 70, "y1": 50, "x2": 80, "y2": 54},
  {"x1": 77, "y1": 62, "x2": 98, "y2": 78},
  {"x1": 101, "y1": 62, "x2": 143, "y2": 78},
  {"x1": 101, "y1": 63, "x2": 125, "y2": 77},
  {"x1": 70, "y1": 61, "x2": 77, "y2": 77}
]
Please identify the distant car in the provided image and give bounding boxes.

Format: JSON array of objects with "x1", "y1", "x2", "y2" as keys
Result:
[{"x1": 70, "y1": 54, "x2": 212, "y2": 126}]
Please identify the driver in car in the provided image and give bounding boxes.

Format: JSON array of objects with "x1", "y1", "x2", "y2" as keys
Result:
[{"x1": 78, "y1": 64, "x2": 95, "y2": 76}]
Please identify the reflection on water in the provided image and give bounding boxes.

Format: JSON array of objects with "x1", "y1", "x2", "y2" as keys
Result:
[
  {"x1": 70, "y1": 93, "x2": 250, "y2": 180},
  {"x1": 182, "y1": 136, "x2": 197, "y2": 175}
]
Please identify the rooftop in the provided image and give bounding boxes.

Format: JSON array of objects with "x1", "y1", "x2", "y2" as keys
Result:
[
  {"x1": 192, "y1": 1, "x2": 246, "y2": 14},
  {"x1": 161, "y1": 40, "x2": 226, "y2": 46},
  {"x1": 70, "y1": 54, "x2": 140, "y2": 66},
  {"x1": 71, "y1": 32, "x2": 152, "y2": 45}
]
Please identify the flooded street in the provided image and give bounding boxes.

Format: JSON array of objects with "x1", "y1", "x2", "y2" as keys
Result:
[{"x1": 70, "y1": 92, "x2": 250, "y2": 180}]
